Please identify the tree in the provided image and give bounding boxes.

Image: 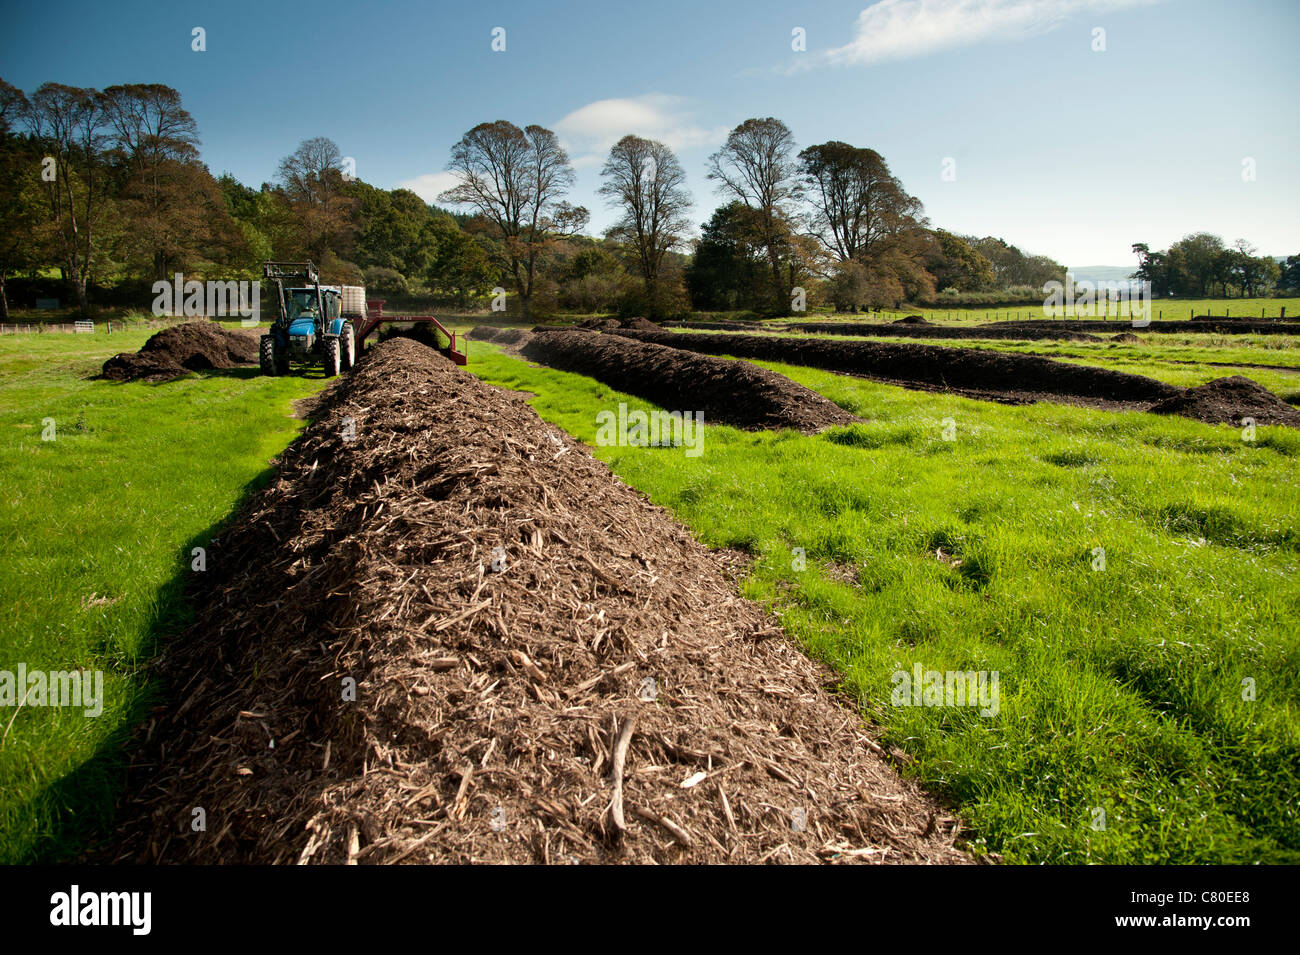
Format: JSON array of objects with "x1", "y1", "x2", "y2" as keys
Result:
[
  {"x1": 218, "y1": 174, "x2": 275, "y2": 276},
  {"x1": 439, "y1": 121, "x2": 588, "y2": 319},
  {"x1": 1278, "y1": 255, "x2": 1300, "y2": 293},
  {"x1": 0, "y1": 79, "x2": 41, "y2": 320},
  {"x1": 426, "y1": 214, "x2": 497, "y2": 308},
  {"x1": 347, "y1": 181, "x2": 440, "y2": 279},
  {"x1": 598, "y1": 135, "x2": 692, "y2": 316},
  {"x1": 276, "y1": 136, "x2": 354, "y2": 261},
  {"x1": 927, "y1": 230, "x2": 994, "y2": 291},
  {"x1": 23, "y1": 83, "x2": 113, "y2": 314},
  {"x1": 98, "y1": 84, "x2": 232, "y2": 280},
  {"x1": 970, "y1": 236, "x2": 1066, "y2": 289},
  {"x1": 1130, "y1": 242, "x2": 1172, "y2": 297},
  {"x1": 826, "y1": 260, "x2": 870, "y2": 311},
  {"x1": 1172, "y1": 232, "x2": 1225, "y2": 296},
  {"x1": 865, "y1": 236, "x2": 938, "y2": 307},
  {"x1": 1225, "y1": 239, "x2": 1278, "y2": 298},
  {"x1": 685, "y1": 202, "x2": 768, "y2": 312},
  {"x1": 707, "y1": 118, "x2": 800, "y2": 314},
  {"x1": 798, "y1": 141, "x2": 918, "y2": 262}
]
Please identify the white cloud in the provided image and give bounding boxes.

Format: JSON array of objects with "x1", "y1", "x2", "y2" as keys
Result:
[
  {"x1": 554, "y1": 94, "x2": 729, "y2": 164},
  {"x1": 395, "y1": 171, "x2": 460, "y2": 205},
  {"x1": 824, "y1": 0, "x2": 1161, "y2": 67}
]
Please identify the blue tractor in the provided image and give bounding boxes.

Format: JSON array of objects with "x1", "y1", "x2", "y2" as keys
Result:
[{"x1": 259, "y1": 261, "x2": 361, "y2": 377}]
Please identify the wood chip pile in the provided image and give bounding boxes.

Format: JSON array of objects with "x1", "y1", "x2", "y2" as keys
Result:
[{"x1": 102, "y1": 337, "x2": 970, "y2": 864}]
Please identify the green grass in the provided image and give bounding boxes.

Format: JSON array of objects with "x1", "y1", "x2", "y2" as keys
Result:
[
  {"x1": 3, "y1": 323, "x2": 1296, "y2": 865},
  {"x1": 466, "y1": 339, "x2": 1300, "y2": 864},
  {"x1": 867, "y1": 338, "x2": 1300, "y2": 398},
  {"x1": 0, "y1": 327, "x2": 327, "y2": 863},
  {"x1": 798, "y1": 297, "x2": 1300, "y2": 326}
]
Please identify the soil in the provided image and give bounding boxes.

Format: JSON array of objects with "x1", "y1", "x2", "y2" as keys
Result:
[
  {"x1": 1147, "y1": 375, "x2": 1300, "y2": 427},
  {"x1": 663, "y1": 320, "x2": 765, "y2": 331},
  {"x1": 100, "y1": 322, "x2": 260, "y2": 382},
  {"x1": 894, "y1": 315, "x2": 931, "y2": 325},
  {"x1": 609, "y1": 328, "x2": 1180, "y2": 409},
  {"x1": 520, "y1": 330, "x2": 860, "y2": 433},
  {"x1": 785, "y1": 321, "x2": 1106, "y2": 342},
  {"x1": 470, "y1": 325, "x2": 529, "y2": 345},
  {"x1": 98, "y1": 337, "x2": 970, "y2": 865},
  {"x1": 575, "y1": 316, "x2": 663, "y2": 333},
  {"x1": 378, "y1": 324, "x2": 445, "y2": 350}
]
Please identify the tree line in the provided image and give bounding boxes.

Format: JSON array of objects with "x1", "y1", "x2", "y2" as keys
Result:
[
  {"x1": 1131, "y1": 235, "x2": 1296, "y2": 299},
  {"x1": 4, "y1": 76, "x2": 1291, "y2": 322},
  {"x1": 0, "y1": 79, "x2": 501, "y2": 320}
]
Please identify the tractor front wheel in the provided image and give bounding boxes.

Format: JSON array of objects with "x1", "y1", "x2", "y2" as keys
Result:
[
  {"x1": 259, "y1": 335, "x2": 277, "y2": 376},
  {"x1": 323, "y1": 337, "x2": 341, "y2": 378}
]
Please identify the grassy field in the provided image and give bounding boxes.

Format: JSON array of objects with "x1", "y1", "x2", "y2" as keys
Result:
[
  {"x1": 841, "y1": 338, "x2": 1300, "y2": 401},
  {"x1": 466, "y1": 339, "x2": 1300, "y2": 864},
  {"x1": 3, "y1": 322, "x2": 1297, "y2": 865},
  {"x1": 784, "y1": 296, "x2": 1300, "y2": 326},
  {"x1": 0, "y1": 327, "x2": 327, "y2": 863}
]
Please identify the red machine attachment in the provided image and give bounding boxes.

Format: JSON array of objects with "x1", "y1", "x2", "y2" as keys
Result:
[{"x1": 358, "y1": 300, "x2": 468, "y2": 365}]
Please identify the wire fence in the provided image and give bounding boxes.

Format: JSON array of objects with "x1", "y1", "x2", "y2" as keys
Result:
[{"x1": 0, "y1": 319, "x2": 181, "y2": 335}]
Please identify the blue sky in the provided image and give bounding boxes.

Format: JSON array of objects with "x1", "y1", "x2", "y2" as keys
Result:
[{"x1": 2, "y1": 0, "x2": 1297, "y2": 268}]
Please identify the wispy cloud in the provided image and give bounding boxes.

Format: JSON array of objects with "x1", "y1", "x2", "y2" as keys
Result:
[
  {"x1": 823, "y1": 0, "x2": 1162, "y2": 67},
  {"x1": 396, "y1": 171, "x2": 460, "y2": 205},
  {"x1": 554, "y1": 94, "x2": 729, "y2": 165}
]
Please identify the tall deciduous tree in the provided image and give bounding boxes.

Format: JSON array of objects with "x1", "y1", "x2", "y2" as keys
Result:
[
  {"x1": 0, "y1": 79, "x2": 40, "y2": 320},
  {"x1": 276, "y1": 136, "x2": 354, "y2": 262},
  {"x1": 686, "y1": 201, "x2": 767, "y2": 312},
  {"x1": 706, "y1": 118, "x2": 800, "y2": 314},
  {"x1": 439, "y1": 121, "x2": 588, "y2": 319},
  {"x1": 798, "y1": 141, "x2": 916, "y2": 262},
  {"x1": 100, "y1": 83, "x2": 214, "y2": 280},
  {"x1": 24, "y1": 83, "x2": 111, "y2": 314},
  {"x1": 927, "y1": 230, "x2": 995, "y2": 292},
  {"x1": 426, "y1": 214, "x2": 497, "y2": 307},
  {"x1": 598, "y1": 135, "x2": 691, "y2": 315}
]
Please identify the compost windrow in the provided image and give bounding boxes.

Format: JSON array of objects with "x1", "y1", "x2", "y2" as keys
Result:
[
  {"x1": 101, "y1": 321, "x2": 260, "y2": 382},
  {"x1": 609, "y1": 328, "x2": 1179, "y2": 409},
  {"x1": 520, "y1": 329, "x2": 859, "y2": 432},
  {"x1": 101, "y1": 336, "x2": 968, "y2": 865}
]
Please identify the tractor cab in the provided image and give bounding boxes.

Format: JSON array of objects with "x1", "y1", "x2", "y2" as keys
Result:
[{"x1": 284, "y1": 287, "x2": 341, "y2": 359}]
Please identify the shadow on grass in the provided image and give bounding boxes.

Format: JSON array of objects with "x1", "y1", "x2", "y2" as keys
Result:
[{"x1": 19, "y1": 460, "x2": 286, "y2": 864}]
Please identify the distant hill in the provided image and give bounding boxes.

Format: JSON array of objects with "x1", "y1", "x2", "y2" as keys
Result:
[{"x1": 1066, "y1": 266, "x2": 1138, "y2": 286}]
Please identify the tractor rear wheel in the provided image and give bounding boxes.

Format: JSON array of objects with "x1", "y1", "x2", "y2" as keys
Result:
[
  {"x1": 259, "y1": 335, "x2": 277, "y2": 376},
  {"x1": 323, "y1": 337, "x2": 341, "y2": 378},
  {"x1": 341, "y1": 323, "x2": 356, "y2": 370}
]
